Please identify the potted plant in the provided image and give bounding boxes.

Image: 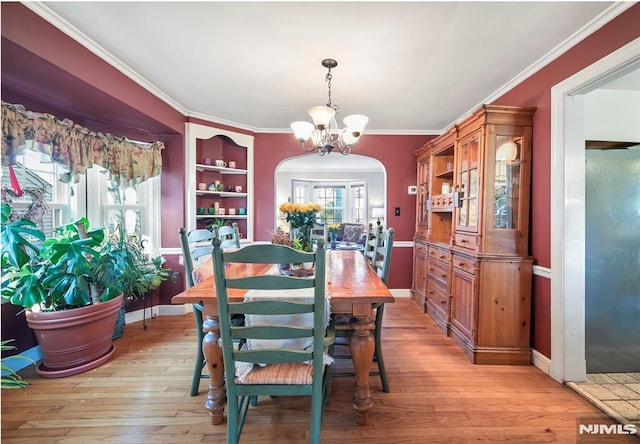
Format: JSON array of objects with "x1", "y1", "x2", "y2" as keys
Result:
[
  {"x1": 104, "y1": 226, "x2": 176, "y2": 339},
  {"x1": 270, "y1": 227, "x2": 313, "y2": 276},
  {"x1": 1, "y1": 203, "x2": 132, "y2": 378}
]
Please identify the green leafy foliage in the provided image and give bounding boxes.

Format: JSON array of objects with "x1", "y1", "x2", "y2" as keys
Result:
[
  {"x1": 1, "y1": 340, "x2": 34, "y2": 390},
  {"x1": 1, "y1": 206, "x2": 45, "y2": 269},
  {"x1": 1, "y1": 204, "x2": 175, "y2": 311}
]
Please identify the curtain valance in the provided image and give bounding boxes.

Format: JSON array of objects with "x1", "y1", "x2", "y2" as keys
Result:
[{"x1": 1, "y1": 102, "x2": 164, "y2": 186}]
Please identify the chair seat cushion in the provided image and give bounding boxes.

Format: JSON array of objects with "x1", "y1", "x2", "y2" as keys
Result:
[{"x1": 238, "y1": 362, "x2": 318, "y2": 385}]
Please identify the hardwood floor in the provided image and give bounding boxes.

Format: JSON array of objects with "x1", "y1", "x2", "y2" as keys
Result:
[{"x1": 2, "y1": 298, "x2": 638, "y2": 443}]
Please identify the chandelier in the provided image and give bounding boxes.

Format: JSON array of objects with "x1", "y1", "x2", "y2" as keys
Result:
[{"x1": 290, "y1": 59, "x2": 368, "y2": 156}]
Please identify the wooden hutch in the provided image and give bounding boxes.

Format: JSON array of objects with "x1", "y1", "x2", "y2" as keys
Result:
[{"x1": 412, "y1": 105, "x2": 535, "y2": 365}]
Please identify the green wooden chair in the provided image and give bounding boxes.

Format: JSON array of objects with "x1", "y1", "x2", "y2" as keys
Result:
[
  {"x1": 180, "y1": 225, "x2": 245, "y2": 396},
  {"x1": 331, "y1": 227, "x2": 394, "y2": 393},
  {"x1": 179, "y1": 227, "x2": 217, "y2": 396},
  {"x1": 364, "y1": 223, "x2": 383, "y2": 264},
  {"x1": 310, "y1": 222, "x2": 327, "y2": 247},
  {"x1": 214, "y1": 222, "x2": 241, "y2": 249},
  {"x1": 211, "y1": 239, "x2": 333, "y2": 444}
]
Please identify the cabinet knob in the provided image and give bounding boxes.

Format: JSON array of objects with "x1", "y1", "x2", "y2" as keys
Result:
[
  {"x1": 460, "y1": 239, "x2": 467, "y2": 244},
  {"x1": 458, "y1": 262, "x2": 465, "y2": 268},
  {"x1": 441, "y1": 299, "x2": 446, "y2": 304},
  {"x1": 440, "y1": 273, "x2": 447, "y2": 278},
  {"x1": 439, "y1": 255, "x2": 445, "y2": 259},
  {"x1": 429, "y1": 267, "x2": 434, "y2": 272}
]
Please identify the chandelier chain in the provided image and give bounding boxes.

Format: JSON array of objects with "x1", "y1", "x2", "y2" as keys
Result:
[{"x1": 325, "y1": 71, "x2": 333, "y2": 108}]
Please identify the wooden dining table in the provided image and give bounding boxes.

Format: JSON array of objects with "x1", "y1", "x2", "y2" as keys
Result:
[{"x1": 171, "y1": 248, "x2": 394, "y2": 426}]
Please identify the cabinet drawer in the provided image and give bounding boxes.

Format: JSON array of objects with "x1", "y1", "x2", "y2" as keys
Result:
[
  {"x1": 415, "y1": 225, "x2": 428, "y2": 240},
  {"x1": 454, "y1": 232, "x2": 477, "y2": 251},
  {"x1": 428, "y1": 258, "x2": 449, "y2": 289},
  {"x1": 431, "y1": 194, "x2": 454, "y2": 210},
  {"x1": 452, "y1": 255, "x2": 476, "y2": 274},
  {"x1": 428, "y1": 246, "x2": 450, "y2": 265},
  {"x1": 428, "y1": 281, "x2": 449, "y2": 317},
  {"x1": 414, "y1": 241, "x2": 427, "y2": 255}
]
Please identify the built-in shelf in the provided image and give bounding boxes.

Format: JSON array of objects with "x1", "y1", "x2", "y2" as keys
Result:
[
  {"x1": 196, "y1": 215, "x2": 248, "y2": 220},
  {"x1": 195, "y1": 191, "x2": 248, "y2": 198},
  {"x1": 186, "y1": 123, "x2": 255, "y2": 242},
  {"x1": 195, "y1": 164, "x2": 248, "y2": 175}
]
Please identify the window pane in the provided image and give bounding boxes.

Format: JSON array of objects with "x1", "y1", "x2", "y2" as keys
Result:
[
  {"x1": 1, "y1": 150, "x2": 71, "y2": 237},
  {"x1": 314, "y1": 186, "x2": 345, "y2": 224},
  {"x1": 352, "y1": 184, "x2": 365, "y2": 223}
]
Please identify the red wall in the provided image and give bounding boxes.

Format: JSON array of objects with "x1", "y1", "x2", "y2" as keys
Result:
[{"x1": 490, "y1": 4, "x2": 640, "y2": 357}]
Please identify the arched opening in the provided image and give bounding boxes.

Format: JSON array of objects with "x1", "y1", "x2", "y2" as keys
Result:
[{"x1": 273, "y1": 154, "x2": 387, "y2": 231}]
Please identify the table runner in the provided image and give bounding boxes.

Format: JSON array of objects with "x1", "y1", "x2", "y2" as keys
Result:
[{"x1": 234, "y1": 264, "x2": 333, "y2": 382}]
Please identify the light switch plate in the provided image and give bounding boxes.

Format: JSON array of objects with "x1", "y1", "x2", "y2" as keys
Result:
[{"x1": 407, "y1": 185, "x2": 417, "y2": 195}]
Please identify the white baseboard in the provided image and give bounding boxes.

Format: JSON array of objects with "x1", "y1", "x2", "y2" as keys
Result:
[
  {"x1": 124, "y1": 304, "x2": 191, "y2": 324},
  {"x1": 390, "y1": 289, "x2": 411, "y2": 297},
  {"x1": 531, "y1": 348, "x2": 551, "y2": 375}
]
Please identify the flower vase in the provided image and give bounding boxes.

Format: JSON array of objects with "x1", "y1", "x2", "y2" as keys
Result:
[
  {"x1": 330, "y1": 232, "x2": 337, "y2": 249},
  {"x1": 291, "y1": 226, "x2": 313, "y2": 253}
]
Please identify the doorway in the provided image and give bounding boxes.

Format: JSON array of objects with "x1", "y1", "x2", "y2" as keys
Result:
[
  {"x1": 550, "y1": 38, "x2": 640, "y2": 383},
  {"x1": 585, "y1": 146, "x2": 640, "y2": 372}
]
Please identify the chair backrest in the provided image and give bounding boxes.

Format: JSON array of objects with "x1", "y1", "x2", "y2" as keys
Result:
[
  {"x1": 212, "y1": 239, "x2": 327, "y2": 390},
  {"x1": 179, "y1": 227, "x2": 217, "y2": 288},
  {"x1": 310, "y1": 223, "x2": 327, "y2": 246},
  {"x1": 214, "y1": 222, "x2": 241, "y2": 249},
  {"x1": 364, "y1": 223, "x2": 383, "y2": 264},
  {"x1": 372, "y1": 227, "x2": 395, "y2": 285}
]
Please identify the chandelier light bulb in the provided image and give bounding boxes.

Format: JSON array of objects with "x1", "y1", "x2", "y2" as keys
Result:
[
  {"x1": 343, "y1": 114, "x2": 369, "y2": 136},
  {"x1": 307, "y1": 105, "x2": 335, "y2": 129},
  {"x1": 291, "y1": 121, "x2": 315, "y2": 142}
]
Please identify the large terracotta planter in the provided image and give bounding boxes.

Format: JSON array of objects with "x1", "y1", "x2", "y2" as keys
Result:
[{"x1": 27, "y1": 294, "x2": 123, "y2": 378}]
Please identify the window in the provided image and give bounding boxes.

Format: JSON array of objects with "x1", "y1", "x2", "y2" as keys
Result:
[
  {"x1": 290, "y1": 180, "x2": 367, "y2": 224},
  {"x1": 1, "y1": 150, "x2": 71, "y2": 236},
  {"x1": 2, "y1": 151, "x2": 161, "y2": 254},
  {"x1": 314, "y1": 186, "x2": 344, "y2": 224}
]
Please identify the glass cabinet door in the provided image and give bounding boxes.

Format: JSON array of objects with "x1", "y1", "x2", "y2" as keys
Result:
[
  {"x1": 493, "y1": 136, "x2": 522, "y2": 229},
  {"x1": 417, "y1": 157, "x2": 430, "y2": 227},
  {"x1": 456, "y1": 133, "x2": 479, "y2": 232}
]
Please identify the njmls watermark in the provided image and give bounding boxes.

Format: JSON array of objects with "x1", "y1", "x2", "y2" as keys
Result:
[
  {"x1": 579, "y1": 423, "x2": 638, "y2": 435},
  {"x1": 577, "y1": 415, "x2": 639, "y2": 443}
]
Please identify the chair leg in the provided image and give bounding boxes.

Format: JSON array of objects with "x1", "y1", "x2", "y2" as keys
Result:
[
  {"x1": 374, "y1": 304, "x2": 390, "y2": 393},
  {"x1": 190, "y1": 304, "x2": 205, "y2": 396},
  {"x1": 310, "y1": 372, "x2": 324, "y2": 444}
]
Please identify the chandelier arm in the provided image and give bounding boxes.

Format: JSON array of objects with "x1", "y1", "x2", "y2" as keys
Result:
[{"x1": 300, "y1": 141, "x2": 319, "y2": 152}]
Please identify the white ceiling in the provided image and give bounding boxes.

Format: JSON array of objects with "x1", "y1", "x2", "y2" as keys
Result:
[{"x1": 29, "y1": 1, "x2": 628, "y2": 134}]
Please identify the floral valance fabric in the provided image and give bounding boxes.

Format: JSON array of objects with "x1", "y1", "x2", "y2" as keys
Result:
[{"x1": 1, "y1": 102, "x2": 163, "y2": 186}]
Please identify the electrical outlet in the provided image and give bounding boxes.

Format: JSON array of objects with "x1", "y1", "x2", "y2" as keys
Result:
[{"x1": 394, "y1": 207, "x2": 400, "y2": 216}]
